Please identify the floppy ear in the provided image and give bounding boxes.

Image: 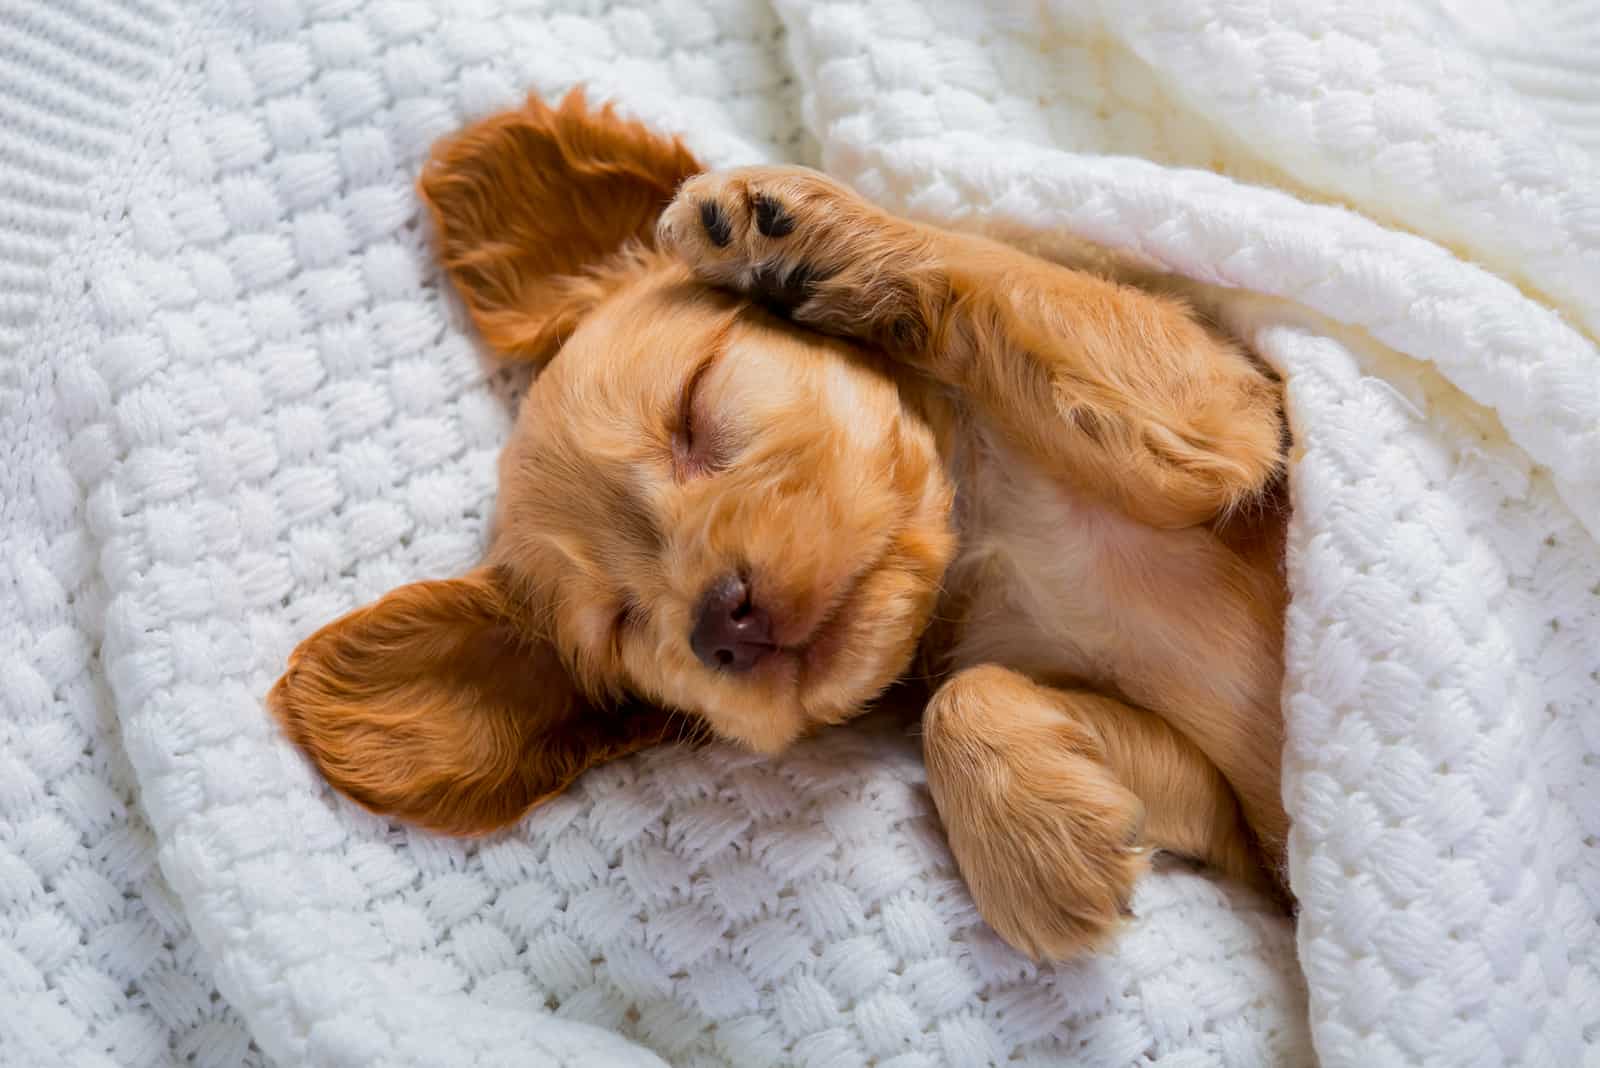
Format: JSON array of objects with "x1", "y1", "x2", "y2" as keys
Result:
[
  {"x1": 268, "y1": 568, "x2": 672, "y2": 835},
  {"x1": 418, "y1": 88, "x2": 703, "y2": 363}
]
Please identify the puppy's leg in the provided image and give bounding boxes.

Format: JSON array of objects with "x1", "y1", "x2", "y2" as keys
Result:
[
  {"x1": 922, "y1": 665, "x2": 1265, "y2": 961},
  {"x1": 659, "y1": 167, "x2": 1284, "y2": 529}
]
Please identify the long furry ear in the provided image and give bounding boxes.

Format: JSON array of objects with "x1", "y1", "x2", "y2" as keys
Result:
[
  {"x1": 268, "y1": 568, "x2": 673, "y2": 835},
  {"x1": 419, "y1": 88, "x2": 703, "y2": 363}
]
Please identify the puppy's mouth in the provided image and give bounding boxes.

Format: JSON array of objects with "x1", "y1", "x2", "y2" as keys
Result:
[
  {"x1": 720, "y1": 564, "x2": 869, "y2": 688},
  {"x1": 792, "y1": 571, "x2": 866, "y2": 683}
]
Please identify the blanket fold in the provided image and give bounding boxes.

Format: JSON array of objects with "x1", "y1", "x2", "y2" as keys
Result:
[{"x1": 4, "y1": 1, "x2": 1596, "y2": 1066}]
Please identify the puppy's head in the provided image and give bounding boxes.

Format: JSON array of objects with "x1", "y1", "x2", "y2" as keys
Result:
[{"x1": 270, "y1": 92, "x2": 956, "y2": 834}]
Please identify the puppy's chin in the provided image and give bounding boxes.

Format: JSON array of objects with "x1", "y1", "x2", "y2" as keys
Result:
[{"x1": 699, "y1": 690, "x2": 813, "y2": 756}]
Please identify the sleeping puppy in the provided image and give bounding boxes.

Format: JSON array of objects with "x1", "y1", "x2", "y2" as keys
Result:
[{"x1": 270, "y1": 90, "x2": 1292, "y2": 961}]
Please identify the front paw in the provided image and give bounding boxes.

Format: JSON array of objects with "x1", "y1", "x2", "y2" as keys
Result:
[
  {"x1": 923, "y1": 669, "x2": 1151, "y2": 960},
  {"x1": 657, "y1": 166, "x2": 941, "y2": 350},
  {"x1": 951, "y1": 773, "x2": 1150, "y2": 961},
  {"x1": 1138, "y1": 347, "x2": 1287, "y2": 526}
]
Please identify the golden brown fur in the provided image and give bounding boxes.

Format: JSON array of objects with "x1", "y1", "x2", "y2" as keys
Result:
[{"x1": 269, "y1": 90, "x2": 1292, "y2": 961}]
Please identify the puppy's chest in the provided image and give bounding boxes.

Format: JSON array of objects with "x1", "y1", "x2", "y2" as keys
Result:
[{"x1": 929, "y1": 434, "x2": 1218, "y2": 692}]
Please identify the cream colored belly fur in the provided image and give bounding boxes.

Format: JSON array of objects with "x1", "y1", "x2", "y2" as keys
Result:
[{"x1": 937, "y1": 434, "x2": 1288, "y2": 857}]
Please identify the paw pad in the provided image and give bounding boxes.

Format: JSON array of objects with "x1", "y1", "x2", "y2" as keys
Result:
[
  {"x1": 698, "y1": 200, "x2": 732, "y2": 247},
  {"x1": 752, "y1": 193, "x2": 794, "y2": 238},
  {"x1": 749, "y1": 261, "x2": 828, "y2": 316}
]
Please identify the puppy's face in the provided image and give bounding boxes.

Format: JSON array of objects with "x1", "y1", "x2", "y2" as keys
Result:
[
  {"x1": 495, "y1": 264, "x2": 955, "y2": 752},
  {"x1": 268, "y1": 91, "x2": 952, "y2": 836}
]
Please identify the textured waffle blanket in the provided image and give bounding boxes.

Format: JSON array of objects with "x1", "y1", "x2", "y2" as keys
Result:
[{"x1": 5, "y1": 2, "x2": 1600, "y2": 1066}]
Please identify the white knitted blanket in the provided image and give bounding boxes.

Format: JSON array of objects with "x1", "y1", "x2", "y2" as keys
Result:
[{"x1": 5, "y1": 2, "x2": 1599, "y2": 1066}]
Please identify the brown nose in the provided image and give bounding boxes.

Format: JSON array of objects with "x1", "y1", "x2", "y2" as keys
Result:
[{"x1": 690, "y1": 574, "x2": 774, "y2": 672}]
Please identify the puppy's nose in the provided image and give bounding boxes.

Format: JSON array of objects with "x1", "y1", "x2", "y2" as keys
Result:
[{"x1": 690, "y1": 574, "x2": 774, "y2": 672}]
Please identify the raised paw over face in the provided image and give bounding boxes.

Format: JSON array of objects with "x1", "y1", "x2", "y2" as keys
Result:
[{"x1": 657, "y1": 166, "x2": 945, "y2": 351}]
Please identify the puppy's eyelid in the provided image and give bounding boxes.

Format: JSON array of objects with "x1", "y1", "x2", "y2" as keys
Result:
[
  {"x1": 679, "y1": 376, "x2": 697, "y2": 447},
  {"x1": 671, "y1": 353, "x2": 719, "y2": 478}
]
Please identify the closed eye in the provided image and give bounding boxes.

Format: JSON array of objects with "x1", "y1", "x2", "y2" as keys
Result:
[{"x1": 672, "y1": 355, "x2": 720, "y2": 479}]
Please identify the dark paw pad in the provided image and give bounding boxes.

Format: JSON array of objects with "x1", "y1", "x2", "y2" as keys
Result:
[
  {"x1": 752, "y1": 194, "x2": 795, "y2": 238},
  {"x1": 749, "y1": 261, "x2": 828, "y2": 315},
  {"x1": 699, "y1": 200, "x2": 732, "y2": 247}
]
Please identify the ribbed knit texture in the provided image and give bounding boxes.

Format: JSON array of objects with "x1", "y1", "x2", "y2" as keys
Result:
[
  {"x1": 0, "y1": 1, "x2": 177, "y2": 354},
  {"x1": 1431, "y1": 0, "x2": 1600, "y2": 153},
  {"x1": 1, "y1": 5, "x2": 272, "y2": 1065},
  {"x1": 3, "y1": 2, "x2": 1599, "y2": 1067}
]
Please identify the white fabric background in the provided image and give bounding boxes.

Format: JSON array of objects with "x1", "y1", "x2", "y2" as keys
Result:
[{"x1": 2, "y1": 1, "x2": 1596, "y2": 1066}]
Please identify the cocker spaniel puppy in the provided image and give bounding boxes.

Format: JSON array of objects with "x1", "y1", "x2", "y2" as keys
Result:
[{"x1": 271, "y1": 90, "x2": 1291, "y2": 960}]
